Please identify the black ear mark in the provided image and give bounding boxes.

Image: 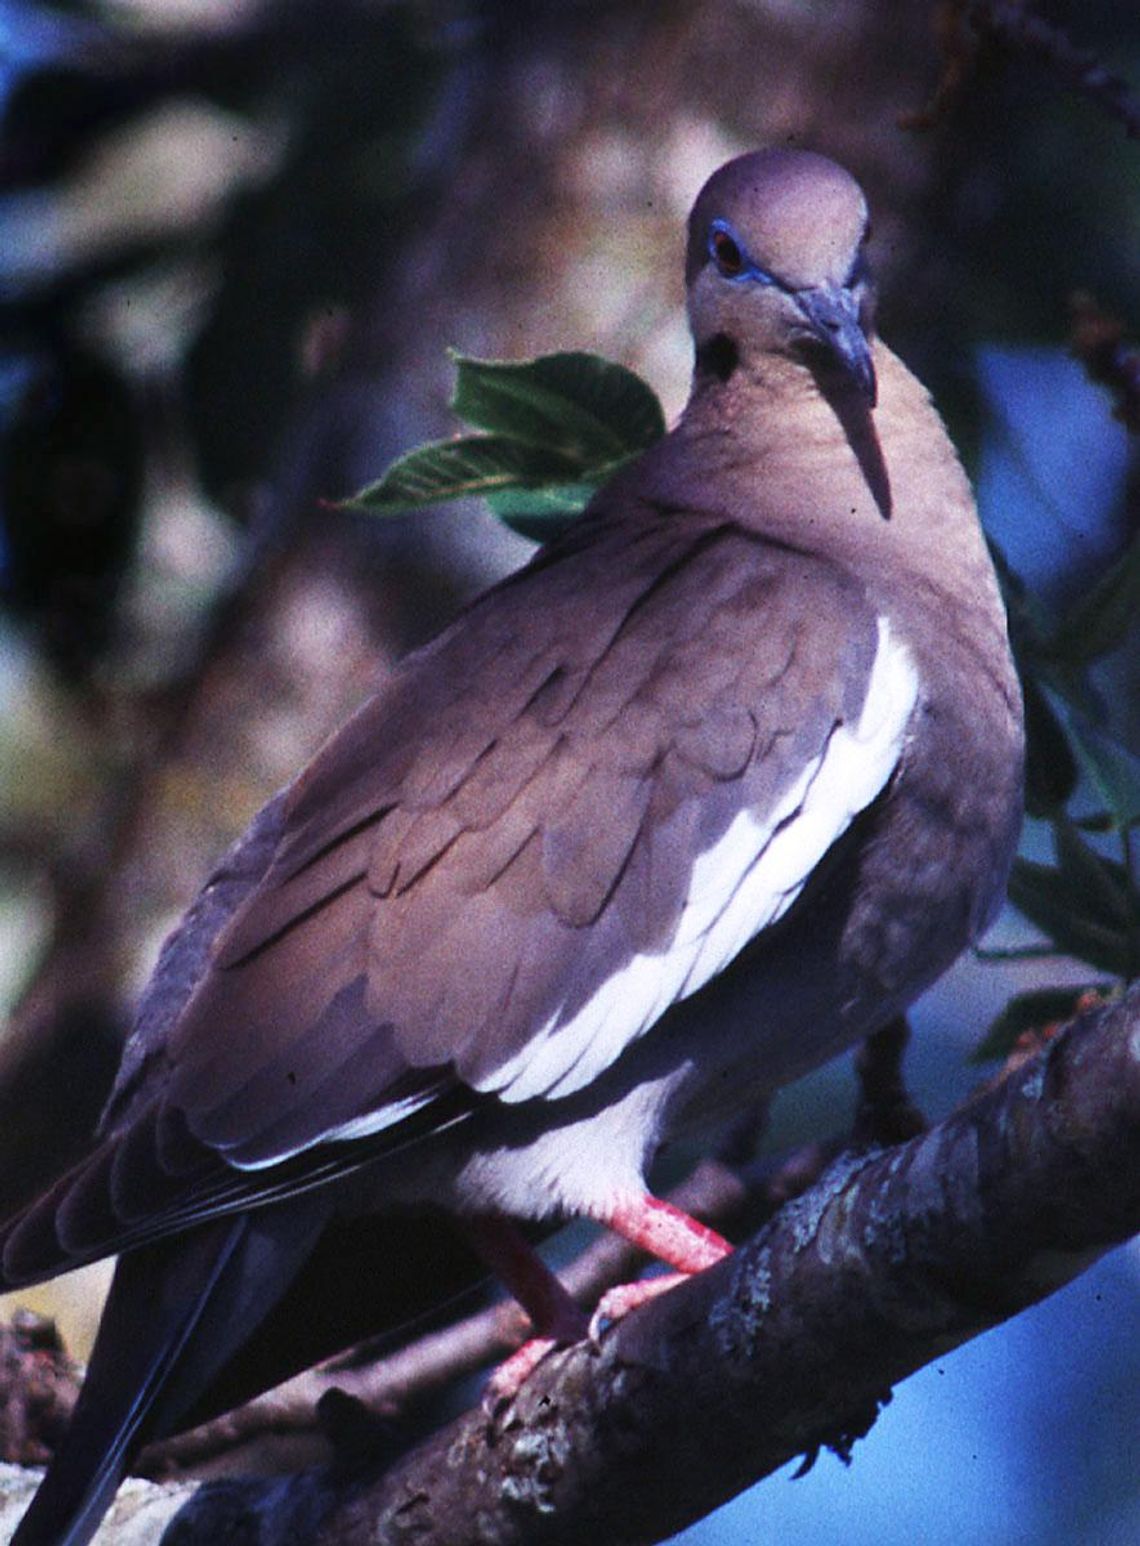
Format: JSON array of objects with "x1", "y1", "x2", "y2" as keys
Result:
[{"x1": 696, "y1": 333, "x2": 740, "y2": 384}]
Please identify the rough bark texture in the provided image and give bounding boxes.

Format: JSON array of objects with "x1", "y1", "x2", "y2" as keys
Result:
[
  {"x1": 315, "y1": 986, "x2": 1140, "y2": 1546},
  {"x1": 3, "y1": 985, "x2": 1134, "y2": 1546}
]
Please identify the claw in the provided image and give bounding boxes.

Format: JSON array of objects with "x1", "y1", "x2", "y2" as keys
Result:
[
  {"x1": 469, "y1": 1196, "x2": 733, "y2": 1407},
  {"x1": 483, "y1": 1336, "x2": 564, "y2": 1414},
  {"x1": 588, "y1": 1271, "x2": 689, "y2": 1341}
]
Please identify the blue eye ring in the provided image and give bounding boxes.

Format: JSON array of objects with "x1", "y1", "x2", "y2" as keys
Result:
[
  {"x1": 707, "y1": 219, "x2": 774, "y2": 285},
  {"x1": 710, "y1": 222, "x2": 744, "y2": 276}
]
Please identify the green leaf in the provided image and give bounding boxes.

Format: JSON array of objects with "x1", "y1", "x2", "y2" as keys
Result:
[
  {"x1": 1063, "y1": 709, "x2": 1140, "y2": 830},
  {"x1": 1048, "y1": 534, "x2": 1140, "y2": 665},
  {"x1": 1006, "y1": 847, "x2": 1133, "y2": 975},
  {"x1": 989, "y1": 540, "x2": 1052, "y2": 653},
  {"x1": 1052, "y1": 815, "x2": 1133, "y2": 930},
  {"x1": 485, "y1": 478, "x2": 603, "y2": 542},
  {"x1": 343, "y1": 352, "x2": 666, "y2": 526},
  {"x1": 347, "y1": 435, "x2": 581, "y2": 512},
  {"x1": 1075, "y1": 811, "x2": 1116, "y2": 833},
  {"x1": 450, "y1": 351, "x2": 666, "y2": 465},
  {"x1": 1021, "y1": 671, "x2": 1079, "y2": 817},
  {"x1": 971, "y1": 984, "x2": 1108, "y2": 1063}
]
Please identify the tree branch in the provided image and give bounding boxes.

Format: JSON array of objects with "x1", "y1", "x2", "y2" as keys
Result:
[
  {"x1": 312, "y1": 984, "x2": 1139, "y2": 1545},
  {"x1": 136, "y1": 1158, "x2": 750, "y2": 1476},
  {"x1": 975, "y1": 1, "x2": 1140, "y2": 139},
  {"x1": 904, "y1": 1, "x2": 1140, "y2": 138},
  {"x1": 6, "y1": 984, "x2": 1129, "y2": 1545},
  {"x1": 1069, "y1": 292, "x2": 1140, "y2": 434}
]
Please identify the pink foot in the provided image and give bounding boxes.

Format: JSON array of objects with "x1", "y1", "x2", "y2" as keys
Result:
[
  {"x1": 467, "y1": 1196, "x2": 733, "y2": 1405},
  {"x1": 586, "y1": 1193, "x2": 734, "y2": 1339},
  {"x1": 465, "y1": 1216, "x2": 589, "y2": 1410},
  {"x1": 484, "y1": 1336, "x2": 562, "y2": 1411},
  {"x1": 588, "y1": 1271, "x2": 689, "y2": 1340}
]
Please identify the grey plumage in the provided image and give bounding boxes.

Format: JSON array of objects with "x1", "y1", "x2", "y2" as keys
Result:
[{"x1": 1, "y1": 148, "x2": 1023, "y2": 1546}]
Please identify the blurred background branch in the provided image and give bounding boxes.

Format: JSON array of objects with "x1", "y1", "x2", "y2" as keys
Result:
[{"x1": 0, "y1": 3, "x2": 1137, "y2": 1543}]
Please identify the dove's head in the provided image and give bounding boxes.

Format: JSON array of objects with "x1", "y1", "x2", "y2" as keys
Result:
[{"x1": 685, "y1": 149, "x2": 877, "y2": 404}]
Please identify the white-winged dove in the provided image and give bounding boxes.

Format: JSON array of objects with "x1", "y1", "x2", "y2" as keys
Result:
[{"x1": 2, "y1": 149, "x2": 1024, "y2": 1546}]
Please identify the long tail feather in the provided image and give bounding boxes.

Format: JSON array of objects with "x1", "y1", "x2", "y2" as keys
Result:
[{"x1": 11, "y1": 1201, "x2": 324, "y2": 1546}]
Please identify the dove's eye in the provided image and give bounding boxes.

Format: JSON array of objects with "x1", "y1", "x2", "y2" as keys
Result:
[{"x1": 710, "y1": 226, "x2": 744, "y2": 277}]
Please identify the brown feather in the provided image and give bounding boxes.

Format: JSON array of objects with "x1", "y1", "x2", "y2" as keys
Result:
[{"x1": 152, "y1": 522, "x2": 883, "y2": 1154}]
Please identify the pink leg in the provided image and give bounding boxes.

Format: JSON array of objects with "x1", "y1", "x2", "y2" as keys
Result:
[
  {"x1": 591, "y1": 1195, "x2": 733, "y2": 1337},
  {"x1": 467, "y1": 1198, "x2": 732, "y2": 1402},
  {"x1": 465, "y1": 1216, "x2": 588, "y2": 1407},
  {"x1": 606, "y1": 1195, "x2": 732, "y2": 1271}
]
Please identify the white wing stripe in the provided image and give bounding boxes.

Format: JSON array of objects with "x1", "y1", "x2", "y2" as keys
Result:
[
  {"x1": 481, "y1": 617, "x2": 918, "y2": 1103},
  {"x1": 225, "y1": 1088, "x2": 437, "y2": 1169},
  {"x1": 271, "y1": 615, "x2": 920, "y2": 1148}
]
